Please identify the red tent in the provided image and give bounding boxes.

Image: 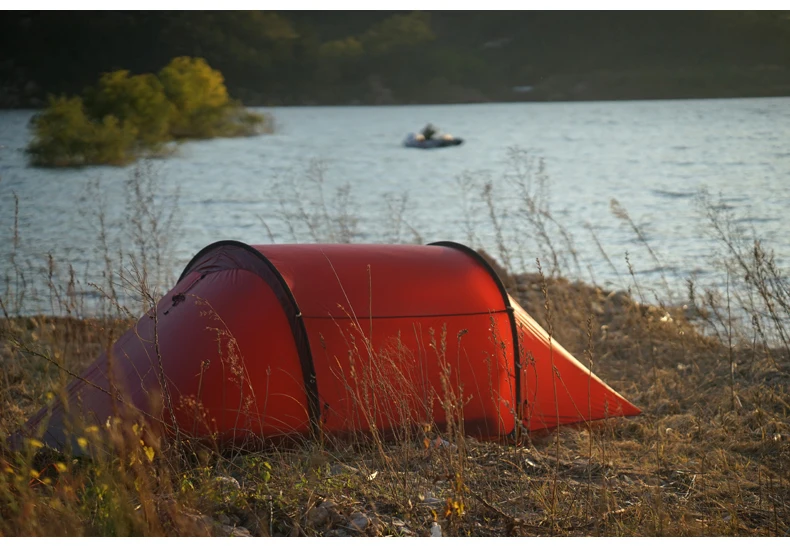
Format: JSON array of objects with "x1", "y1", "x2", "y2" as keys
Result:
[{"x1": 20, "y1": 241, "x2": 639, "y2": 448}]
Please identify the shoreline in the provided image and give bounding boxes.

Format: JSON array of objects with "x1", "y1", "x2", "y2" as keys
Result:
[
  {"x1": 3, "y1": 92, "x2": 790, "y2": 112},
  {"x1": 2, "y1": 261, "x2": 788, "y2": 536}
]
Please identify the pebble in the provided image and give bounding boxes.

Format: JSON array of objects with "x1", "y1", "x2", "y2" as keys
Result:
[
  {"x1": 219, "y1": 524, "x2": 251, "y2": 537},
  {"x1": 349, "y1": 511, "x2": 369, "y2": 531},
  {"x1": 306, "y1": 505, "x2": 330, "y2": 528},
  {"x1": 214, "y1": 475, "x2": 240, "y2": 491},
  {"x1": 421, "y1": 495, "x2": 442, "y2": 506}
]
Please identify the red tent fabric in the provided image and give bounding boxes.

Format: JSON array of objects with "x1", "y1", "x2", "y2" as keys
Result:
[{"x1": 19, "y1": 241, "x2": 639, "y2": 449}]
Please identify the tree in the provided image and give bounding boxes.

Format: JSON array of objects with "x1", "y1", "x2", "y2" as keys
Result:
[
  {"x1": 360, "y1": 12, "x2": 434, "y2": 56},
  {"x1": 86, "y1": 70, "x2": 174, "y2": 146},
  {"x1": 158, "y1": 57, "x2": 231, "y2": 138},
  {"x1": 26, "y1": 57, "x2": 268, "y2": 167},
  {"x1": 27, "y1": 96, "x2": 135, "y2": 166}
]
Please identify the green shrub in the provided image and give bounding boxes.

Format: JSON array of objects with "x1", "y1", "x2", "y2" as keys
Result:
[
  {"x1": 159, "y1": 56, "x2": 232, "y2": 139},
  {"x1": 27, "y1": 96, "x2": 136, "y2": 167},
  {"x1": 26, "y1": 57, "x2": 270, "y2": 167},
  {"x1": 85, "y1": 70, "x2": 175, "y2": 146}
]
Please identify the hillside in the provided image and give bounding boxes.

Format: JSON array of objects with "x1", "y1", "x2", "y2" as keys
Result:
[{"x1": 1, "y1": 11, "x2": 790, "y2": 107}]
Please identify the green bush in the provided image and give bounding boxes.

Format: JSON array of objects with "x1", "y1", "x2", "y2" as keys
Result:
[
  {"x1": 27, "y1": 96, "x2": 136, "y2": 167},
  {"x1": 159, "y1": 56, "x2": 231, "y2": 139},
  {"x1": 86, "y1": 70, "x2": 174, "y2": 147},
  {"x1": 26, "y1": 57, "x2": 270, "y2": 167}
]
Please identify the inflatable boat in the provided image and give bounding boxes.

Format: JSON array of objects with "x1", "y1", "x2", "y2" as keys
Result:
[
  {"x1": 14, "y1": 241, "x2": 639, "y2": 450},
  {"x1": 404, "y1": 132, "x2": 464, "y2": 149}
]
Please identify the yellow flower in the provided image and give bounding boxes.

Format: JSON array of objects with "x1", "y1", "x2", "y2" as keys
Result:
[
  {"x1": 28, "y1": 439, "x2": 44, "y2": 449},
  {"x1": 77, "y1": 437, "x2": 88, "y2": 449}
]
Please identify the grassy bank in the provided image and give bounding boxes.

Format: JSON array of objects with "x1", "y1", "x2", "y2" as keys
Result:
[
  {"x1": 1, "y1": 159, "x2": 788, "y2": 536},
  {"x1": 1, "y1": 262, "x2": 788, "y2": 536}
]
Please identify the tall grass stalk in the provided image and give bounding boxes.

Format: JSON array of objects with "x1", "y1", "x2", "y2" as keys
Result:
[{"x1": 1, "y1": 153, "x2": 789, "y2": 536}]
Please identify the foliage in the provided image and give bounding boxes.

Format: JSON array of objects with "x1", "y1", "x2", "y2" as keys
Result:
[
  {"x1": 86, "y1": 70, "x2": 174, "y2": 146},
  {"x1": 359, "y1": 12, "x2": 435, "y2": 56},
  {"x1": 25, "y1": 57, "x2": 270, "y2": 167},
  {"x1": 318, "y1": 37, "x2": 364, "y2": 60},
  {"x1": 4, "y1": 11, "x2": 790, "y2": 106},
  {"x1": 27, "y1": 96, "x2": 136, "y2": 167},
  {"x1": 158, "y1": 57, "x2": 231, "y2": 138}
]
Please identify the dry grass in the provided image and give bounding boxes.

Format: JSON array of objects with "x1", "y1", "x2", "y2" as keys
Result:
[{"x1": 1, "y1": 154, "x2": 788, "y2": 536}]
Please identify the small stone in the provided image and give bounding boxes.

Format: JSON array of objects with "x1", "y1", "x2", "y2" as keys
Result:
[
  {"x1": 175, "y1": 510, "x2": 213, "y2": 536},
  {"x1": 307, "y1": 505, "x2": 330, "y2": 529},
  {"x1": 214, "y1": 475, "x2": 240, "y2": 492},
  {"x1": 421, "y1": 495, "x2": 442, "y2": 506},
  {"x1": 350, "y1": 511, "x2": 369, "y2": 531},
  {"x1": 219, "y1": 524, "x2": 251, "y2": 537},
  {"x1": 329, "y1": 463, "x2": 359, "y2": 476}
]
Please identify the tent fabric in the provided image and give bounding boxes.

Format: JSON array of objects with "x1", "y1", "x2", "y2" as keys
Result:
[{"x1": 17, "y1": 241, "x2": 640, "y2": 449}]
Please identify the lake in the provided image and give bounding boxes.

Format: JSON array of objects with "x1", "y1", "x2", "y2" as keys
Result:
[{"x1": 1, "y1": 98, "x2": 789, "y2": 314}]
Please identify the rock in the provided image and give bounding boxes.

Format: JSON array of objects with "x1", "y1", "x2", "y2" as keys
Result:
[
  {"x1": 606, "y1": 290, "x2": 630, "y2": 306},
  {"x1": 389, "y1": 518, "x2": 414, "y2": 536},
  {"x1": 349, "y1": 511, "x2": 369, "y2": 532},
  {"x1": 429, "y1": 437, "x2": 456, "y2": 450},
  {"x1": 430, "y1": 522, "x2": 442, "y2": 537},
  {"x1": 173, "y1": 509, "x2": 213, "y2": 536},
  {"x1": 306, "y1": 505, "x2": 330, "y2": 529},
  {"x1": 214, "y1": 475, "x2": 240, "y2": 492},
  {"x1": 420, "y1": 493, "x2": 442, "y2": 506},
  {"x1": 219, "y1": 524, "x2": 251, "y2": 537},
  {"x1": 213, "y1": 475, "x2": 241, "y2": 503},
  {"x1": 306, "y1": 500, "x2": 342, "y2": 530},
  {"x1": 329, "y1": 462, "x2": 359, "y2": 476}
]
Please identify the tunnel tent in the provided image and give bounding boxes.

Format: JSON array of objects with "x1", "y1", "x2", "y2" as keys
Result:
[{"x1": 17, "y1": 240, "x2": 640, "y2": 450}]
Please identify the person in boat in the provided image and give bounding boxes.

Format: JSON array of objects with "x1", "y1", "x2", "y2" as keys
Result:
[{"x1": 421, "y1": 123, "x2": 438, "y2": 140}]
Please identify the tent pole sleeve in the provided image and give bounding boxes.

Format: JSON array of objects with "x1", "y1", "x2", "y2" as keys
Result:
[
  {"x1": 427, "y1": 241, "x2": 522, "y2": 436},
  {"x1": 179, "y1": 240, "x2": 321, "y2": 439}
]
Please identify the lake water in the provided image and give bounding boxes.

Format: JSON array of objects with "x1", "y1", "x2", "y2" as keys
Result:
[{"x1": 1, "y1": 98, "x2": 789, "y2": 314}]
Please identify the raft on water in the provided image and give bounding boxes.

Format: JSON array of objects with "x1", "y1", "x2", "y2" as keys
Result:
[{"x1": 403, "y1": 132, "x2": 464, "y2": 149}]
